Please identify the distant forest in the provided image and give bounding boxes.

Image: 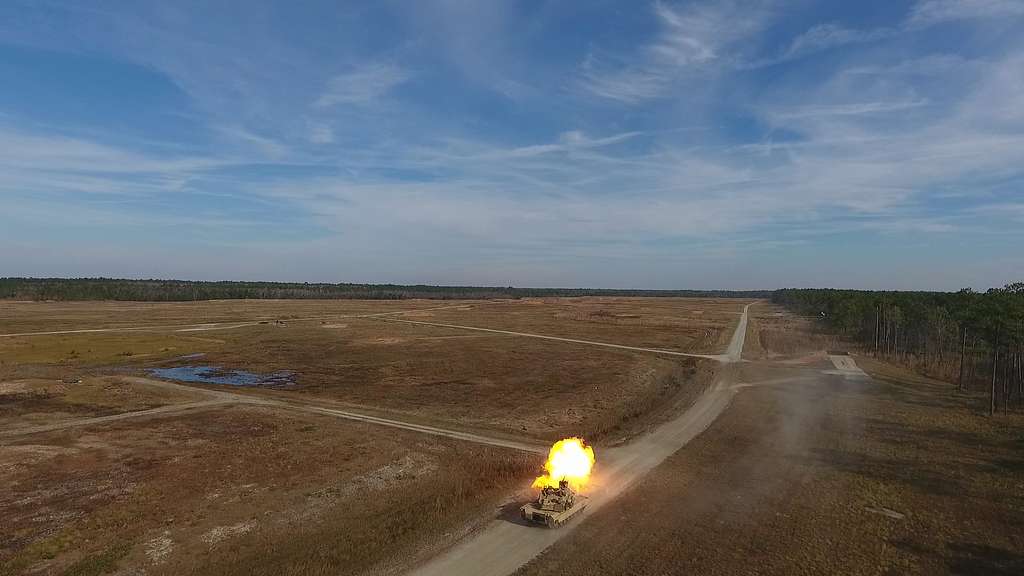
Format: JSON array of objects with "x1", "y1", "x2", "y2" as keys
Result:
[
  {"x1": 0, "y1": 277, "x2": 771, "y2": 302},
  {"x1": 774, "y1": 284, "x2": 1024, "y2": 415}
]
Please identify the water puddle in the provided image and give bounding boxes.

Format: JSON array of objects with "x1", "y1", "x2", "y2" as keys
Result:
[{"x1": 148, "y1": 365, "x2": 295, "y2": 387}]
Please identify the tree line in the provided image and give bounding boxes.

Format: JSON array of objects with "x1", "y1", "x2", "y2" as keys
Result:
[
  {"x1": 773, "y1": 284, "x2": 1024, "y2": 415},
  {"x1": 0, "y1": 277, "x2": 771, "y2": 302}
]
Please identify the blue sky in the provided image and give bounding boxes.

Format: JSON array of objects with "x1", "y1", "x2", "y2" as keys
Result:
[{"x1": 1, "y1": 0, "x2": 1022, "y2": 290}]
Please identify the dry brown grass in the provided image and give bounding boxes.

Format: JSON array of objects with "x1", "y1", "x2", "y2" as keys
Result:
[
  {"x1": 0, "y1": 297, "x2": 747, "y2": 575},
  {"x1": 0, "y1": 331, "x2": 216, "y2": 381},
  {"x1": 516, "y1": 361, "x2": 1024, "y2": 576},
  {"x1": 177, "y1": 447, "x2": 534, "y2": 576},
  {"x1": 1, "y1": 298, "x2": 743, "y2": 441},
  {"x1": 0, "y1": 376, "x2": 199, "y2": 433},
  {"x1": 0, "y1": 405, "x2": 537, "y2": 576},
  {"x1": 199, "y1": 320, "x2": 714, "y2": 441},
  {"x1": 421, "y1": 297, "x2": 749, "y2": 353},
  {"x1": 0, "y1": 299, "x2": 473, "y2": 334},
  {"x1": 744, "y1": 302, "x2": 839, "y2": 359}
]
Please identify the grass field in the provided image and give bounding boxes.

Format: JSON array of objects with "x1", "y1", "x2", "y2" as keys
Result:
[
  {"x1": 0, "y1": 299, "x2": 476, "y2": 334},
  {"x1": 12, "y1": 298, "x2": 1015, "y2": 576},
  {"x1": 742, "y1": 301, "x2": 840, "y2": 360},
  {"x1": 0, "y1": 376, "x2": 199, "y2": 433},
  {"x1": 0, "y1": 297, "x2": 743, "y2": 575},
  {"x1": 1, "y1": 298, "x2": 738, "y2": 441},
  {"x1": 1, "y1": 404, "x2": 536, "y2": 576},
  {"x1": 416, "y1": 297, "x2": 747, "y2": 353}
]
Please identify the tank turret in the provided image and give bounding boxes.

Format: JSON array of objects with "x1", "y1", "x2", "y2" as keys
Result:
[{"x1": 520, "y1": 479, "x2": 589, "y2": 528}]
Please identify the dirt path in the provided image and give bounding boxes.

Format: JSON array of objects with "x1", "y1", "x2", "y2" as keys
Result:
[
  {"x1": 724, "y1": 302, "x2": 749, "y2": 362},
  {"x1": 0, "y1": 399, "x2": 236, "y2": 438},
  {"x1": 2, "y1": 300, "x2": 749, "y2": 449},
  {"x1": 409, "y1": 303, "x2": 752, "y2": 576},
  {"x1": 276, "y1": 403, "x2": 547, "y2": 454},
  {"x1": 0, "y1": 376, "x2": 547, "y2": 453},
  {"x1": 0, "y1": 302, "x2": 487, "y2": 338},
  {"x1": 378, "y1": 317, "x2": 732, "y2": 362}
]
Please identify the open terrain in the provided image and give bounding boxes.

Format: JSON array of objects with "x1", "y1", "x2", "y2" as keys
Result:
[
  {"x1": 0, "y1": 298, "x2": 736, "y2": 441},
  {"x1": 404, "y1": 297, "x2": 744, "y2": 354},
  {"x1": 514, "y1": 308, "x2": 1024, "y2": 576},
  {"x1": 1, "y1": 403, "x2": 535, "y2": 576},
  {"x1": 2, "y1": 297, "x2": 1020, "y2": 576},
  {"x1": 1, "y1": 297, "x2": 741, "y2": 575},
  {"x1": 0, "y1": 376, "x2": 200, "y2": 434},
  {"x1": 740, "y1": 301, "x2": 840, "y2": 361},
  {"x1": 0, "y1": 299, "x2": 480, "y2": 334}
]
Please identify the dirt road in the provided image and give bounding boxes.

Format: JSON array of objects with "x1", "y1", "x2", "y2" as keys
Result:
[
  {"x1": 0, "y1": 399, "x2": 236, "y2": 438},
  {"x1": 273, "y1": 402, "x2": 547, "y2": 454},
  {"x1": 0, "y1": 376, "x2": 547, "y2": 453},
  {"x1": 409, "y1": 303, "x2": 751, "y2": 576},
  {"x1": 0, "y1": 302, "x2": 486, "y2": 338},
  {"x1": 378, "y1": 317, "x2": 733, "y2": 362}
]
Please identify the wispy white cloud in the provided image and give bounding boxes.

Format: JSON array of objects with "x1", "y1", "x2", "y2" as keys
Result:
[
  {"x1": 751, "y1": 0, "x2": 1024, "y2": 68},
  {"x1": 858, "y1": 217, "x2": 958, "y2": 234},
  {"x1": 451, "y1": 130, "x2": 642, "y2": 160},
  {"x1": 0, "y1": 125, "x2": 269, "y2": 209},
  {"x1": 0, "y1": 126, "x2": 225, "y2": 176},
  {"x1": 579, "y1": 0, "x2": 772, "y2": 103},
  {"x1": 1, "y1": 0, "x2": 1022, "y2": 288},
  {"x1": 647, "y1": 1, "x2": 722, "y2": 65},
  {"x1": 906, "y1": 0, "x2": 1024, "y2": 28},
  {"x1": 578, "y1": 62, "x2": 671, "y2": 104},
  {"x1": 151, "y1": 47, "x2": 1015, "y2": 265},
  {"x1": 307, "y1": 123, "x2": 335, "y2": 144},
  {"x1": 214, "y1": 125, "x2": 288, "y2": 158},
  {"x1": 841, "y1": 54, "x2": 975, "y2": 78},
  {"x1": 314, "y1": 62, "x2": 411, "y2": 108},
  {"x1": 972, "y1": 202, "x2": 1024, "y2": 222},
  {"x1": 778, "y1": 23, "x2": 896, "y2": 61},
  {"x1": 752, "y1": 49, "x2": 1024, "y2": 219},
  {"x1": 767, "y1": 99, "x2": 928, "y2": 120}
]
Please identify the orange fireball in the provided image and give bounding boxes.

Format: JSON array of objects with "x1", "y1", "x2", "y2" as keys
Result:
[{"x1": 533, "y1": 437, "x2": 595, "y2": 491}]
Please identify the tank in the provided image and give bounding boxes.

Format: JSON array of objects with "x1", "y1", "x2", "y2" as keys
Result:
[{"x1": 520, "y1": 479, "x2": 589, "y2": 528}]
